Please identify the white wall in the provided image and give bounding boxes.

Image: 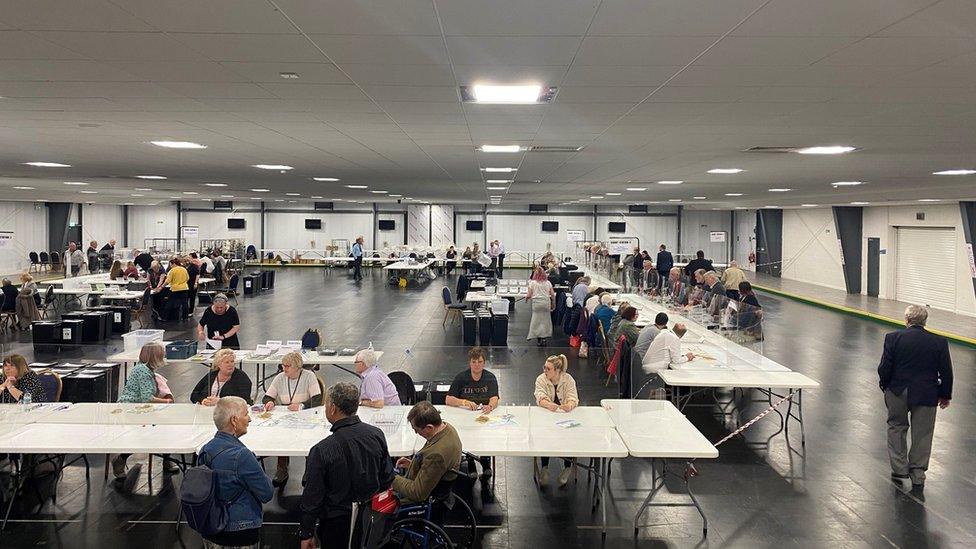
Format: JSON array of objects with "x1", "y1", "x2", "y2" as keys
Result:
[
  {"x1": 455, "y1": 212, "x2": 485, "y2": 249},
  {"x1": 595, "y1": 212, "x2": 679, "y2": 254},
  {"x1": 375, "y1": 210, "x2": 405, "y2": 248},
  {"x1": 81, "y1": 204, "x2": 124, "y2": 246},
  {"x1": 733, "y1": 209, "x2": 757, "y2": 270},
  {"x1": 862, "y1": 203, "x2": 975, "y2": 316},
  {"x1": 265, "y1": 211, "x2": 373, "y2": 252},
  {"x1": 127, "y1": 203, "x2": 178, "y2": 251},
  {"x1": 182, "y1": 209, "x2": 262, "y2": 250},
  {"x1": 0, "y1": 201, "x2": 47, "y2": 274},
  {"x1": 682, "y1": 210, "x2": 732, "y2": 263},
  {"x1": 780, "y1": 208, "x2": 846, "y2": 291}
]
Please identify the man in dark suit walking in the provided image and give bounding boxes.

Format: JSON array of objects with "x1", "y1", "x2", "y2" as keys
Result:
[
  {"x1": 655, "y1": 244, "x2": 673, "y2": 291},
  {"x1": 878, "y1": 304, "x2": 953, "y2": 489}
]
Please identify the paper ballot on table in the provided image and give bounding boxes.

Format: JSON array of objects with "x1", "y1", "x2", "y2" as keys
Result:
[{"x1": 206, "y1": 338, "x2": 222, "y2": 350}]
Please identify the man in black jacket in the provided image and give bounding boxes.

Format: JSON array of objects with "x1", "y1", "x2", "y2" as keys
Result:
[
  {"x1": 878, "y1": 305, "x2": 952, "y2": 489},
  {"x1": 655, "y1": 244, "x2": 673, "y2": 291},
  {"x1": 683, "y1": 250, "x2": 714, "y2": 284},
  {"x1": 299, "y1": 382, "x2": 394, "y2": 549}
]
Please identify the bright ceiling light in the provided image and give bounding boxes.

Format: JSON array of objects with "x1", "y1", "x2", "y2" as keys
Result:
[
  {"x1": 150, "y1": 141, "x2": 207, "y2": 149},
  {"x1": 483, "y1": 167, "x2": 516, "y2": 173},
  {"x1": 626, "y1": 187, "x2": 647, "y2": 191},
  {"x1": 831, "y1": 181, "x2": 864, "y2": 187},
  {"x1": 657, "y1": 181, "x2": 683, "y2": 185},
  {"x1": 801, "y1": 204, "x2": 819, "y2": 207},
  {"x1": 250, "y1": 188, "x2": 270, "y2": 192},
  {"x1": 313, "y1": 177, "x2": 340, "y2": 182},
  {"x1": 918, "y1": 198, "x2": 940, "y2": 202},
  {"x1": 13, "y1": 186, "x2": 35, "y2": 190},
  {"x1": 486, "y1": 186, "x2": 508, "y2": 190},
  {"x1": 485, "y1": 179, "x2": 513, "y2": 184},
  {"x1": 708, "y1": 168, "x2": 744, "y2": 174},
  {"x1": 286, "y1": 193, "x2": 301, "y2": 196},
  {"x1": 850, "y1": 201, "x2": 870, "y2": 205},
  {"x1": 346, "y1": 185, "x2": 368, "y2": 189},
  {"x1": 221, "y1": 195, "x2": 235, "y2": 198},
  {"x1": 763, "y1": 205, "x2": 779, "y2": 209},
  {"x1": 275, "y1": 199, "x2": 284, "y2": 202},
  {"x1": 24, "y1": 161, "x2": 71, "y2": 167},
  {"x1": 131, "y1": 194, "x2": 144, "y2": 197},
  {"x1": 932, "y1": 169, "x2": 976, "y2": 176},
  {"x1": 135, "y1": 188, "x2": 152, "y2": 191},
  {"x1": 249, "y1": 197, "x2": 261, "y2": 200},
  {"x1": 668, "y1": 199, "x2": 682, "y2": 202},
  {"x1": 768, "y1": 188, "x2": 792, "y2": 192},
  {"x1": 796, "y1": 145, "x2": 856, "y2": 155},
  {"x1": 63, "y1": 181, "x2": 89, "y2": 186},
  {"x1": 471, "y1": 84, "x2": 542, "y2": 104},
  {"x1": 606, "y1": 192, "x2": 622, "y2": 196},
  {"x1": 183, "y1": 191, "x2": 198, "y2": 195},
  {"x1": 479, "y1": 145, "x2": 522, "y2": 153},
  {"x1": 693, "y1": 196, "x2": 707, "y2": 199},
  {"x1": 370, "y1": 190, "x2": 388, "y2": 194},
  {"x1": 204, "y1": 183, "x2": 227, "y2": 187},
  {"x1": 136, "y1": 175, "x2": 166, "y2": 180},
  {"x1": 725, "y1": 193, "x2": 744, "y2": 197},
  {"x1": 252, "y1": 164, "x2": 293, "y2": 170},
  {"x1": 79, "y1": 190, "x2": 98, "y2": 194},
  {"x1": 311, "y1": 196, "x2": 324, "y2": 199}
]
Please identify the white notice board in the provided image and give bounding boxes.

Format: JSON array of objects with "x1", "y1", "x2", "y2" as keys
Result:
[
  {"x1": 181, "y1": 226, "x2": 199, "y2": 238},
  {"x1": 709, "y1": 231, "x2": 727, "y2": 243},
  {"x1": 565, "y1": 229, "x2": 586, "y2": 242}
]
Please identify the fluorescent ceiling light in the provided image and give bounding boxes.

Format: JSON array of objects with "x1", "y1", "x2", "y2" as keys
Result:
[
  {"x1": 252, "y1": 164, "x2": 293, "y2": 170},
  {"x1": 274, "y1": 199, "x2": 284, "y2": 202},
  {"x1": 182, "y1": 191, "x2": 198, "y2": 195},
  {"x1": 286, "y1": 193, "x2": 301, "y2": 196},
  {"x1": 63, "y1": 181, "x2": 89, "y2": 186},
  {"x1": 708, "y1": 168, "x2": 744, "y2": 174},
  {"x1": 204, "y1": 183, "x2": 227, "y2": 187},
  {"x1": 221, "y1": 195, "x2": 234, "y2": 198},
  {"x1": 250, "y1": 188, "x2": 270, "y2": 192},
  {"x1": 725, "y1": 193, "x2": 744, "y2": 197},
  {"x1": 606, "y1": 192, "x2": 622, "y2": 196},
  {"x1": 796, "y1": 145, "x2": 856, "y2": 155},
  {"x1": 13, "y1": 186, "x2": 34, "y2": 190},
  {"x1": 122, "y1": 202, "x2": 134, "y2": 206},
  {"x1": 136, "y1": 175, "x2": 166, "y2": 180},
  {"x1": 249, "y1": 197, "x2": 261, "y2": 200},
  {"x1": 485, "y1": 179, "x2": 513, "y2": 184},
  {"x1": 657, "y1": 181, "x2": 683, "y2": 185},
  {"x1": 131, "y1": 194, "x2": 144, "y2": 197},
  {"x1": 346, "y1": 185, "x2": 368, "y2": 189},
  {"x1": 486, "y1": 186, "x2": 507, "y2": 190},
  {"x1": 471, "y1": 84, "x2": 543, "y2": 104},
  {"x1": 390, "y1": 194, "x2": 402, "y2": 197},
  {"x1": 764, "y1": 205, "x2": 779, "y2": 209},
  {"x1": 668, "y1": 199, "x2": 682, "y2": 202},
  {"x1": 850, "y1": 201, "x2": 870, "y2": 205},
  {"x1": 311, "y1": 195, "x2": 323, "y2": 199},
  {"x1": 483, "y1": 168, "x2": 516, "y2": 173},
  {"x1": 24, "y1": 161, "x2": 70, "y2": 167},
  {"x1": 831, "y1": 181, "x2": 864, "y2": 187},
  {"x1": 626, "y1": 187, "x2": 647, "y2": 191},
  {"x1": 801, "y1": 204, "x2": 819, "y2": 207},
  {"x1": 150, "y1": 141, "x2": 206, "y2": 149},
  {"x1": 479, "y1": 145, "x2": 522, "y2": 153},
  {"x1": 370, "y1": 190, "x2": 388, "y2": 194},
  {"x1": 590, "y1": 196, "x2": 604, "y2": 199},
  {"x1": 313, "y1": 177, "x2": 340, "y2": 182},
  {"x1": 79, "y1": 190, "x2": 98, "y2": 194},
  {"x1": 693, "y1": 196, "x2": 707, "y2": 199},
  {"x1": 918, "y1": 198, "x2": 940, "y2": 202},
  {"x1": 933, "y1": 169, "x2": 976, "y2": 176},
  {"x1": 768, "y1": 188, "x2": 792, "y2": 192},
  {"x1": 135, "y1": 188, "x2": 152, "y2": 191}
]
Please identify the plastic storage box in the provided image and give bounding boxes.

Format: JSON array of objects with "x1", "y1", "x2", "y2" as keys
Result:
[
  {"x1": 165, "y1": 340, "x2": 198, "y2": 360},
  {"x1": 122, "y1": 329, "x2": 165, "y2": 352}
]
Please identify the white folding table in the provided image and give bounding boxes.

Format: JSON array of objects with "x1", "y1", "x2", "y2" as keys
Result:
[{"x1": 383, "y1": 260, "x2": 436, "y2": 285}]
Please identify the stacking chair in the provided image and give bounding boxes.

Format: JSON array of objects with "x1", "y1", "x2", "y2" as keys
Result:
[
  {"x1": 28, "y1": 252, "x2": 40, "y2": 273},
  {"x1": 37, "y1": 285, "x2": 55, "y2": 319},
  {"x1": 49, "y1": 251, "x2": 61, "y2": 272},
  {"x1": 213, "y1": 274, "x2": 239, "y2": 305},
  {"x1": 132, "y1": 288, "x2": 153, "y2": 328},
  {"x1": 388, "y1": 371, "x2": 417, "y2": 405},
  {"x1": 38, "y1": 251, "x2": 50, "y2": 271},
  {"x1": 441, "y1": 287, "x2": 466, "y2": 326}
]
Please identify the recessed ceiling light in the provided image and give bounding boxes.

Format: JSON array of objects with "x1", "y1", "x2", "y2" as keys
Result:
[
  {"x1": 252, "y1": 164, "x2": 293, "y2": 170},
  {"x1": 220, "y1": 195, "x2": 234, "y2": 198},
  {"x1": 136, "y1": 175, "x2": 166, "y2": 180},
  {"x1": 668, "y1": 199, "x2": 682, "y2": 202},
  {"x1": 486, "y1": 186, "x2": 508, "y2": 190},
  {"x1": 183, "y1": 191, "x2": 198, "y2": 195},
  {"x1": 708, "y1": 168, "x2": 744, "y2": 174},
  {"x1": 606, "y1": 192, "x2": 622, "y2": 196},
  {"x1": 279, "y1": 72, "x2": 300, "y2": 79},
  {"x1": 169, "y1": 196, "x2": 180, "y2": 199},
  {"x1": 131, "y1": 194, "x2": 144, "y2": 197},
  {"x1": 918, "y1": 198, "x2": 940, "y2": 202},
  {"x1": 485, "y1": 179, "x2": 513, "y2": 184},
  {"x1": 346, "y1": 185, "x2": 368, "y2": 189},
  {"x1": 626, "y1": 187, "x2": 647, "y2": 191},
  {"x1": 370, "y1": 190, "x2": 388, "y2": 194},
  {"x1": 274, "y1": 199, "x2": 284, "y2": 202},
  {"x1": 13, "y1": 186, "x2": 35, "y2": 190},
  {"x1": 150, "y1": 141, "x2": 207, "y2": 149},
  {"x1": 479, "y1": 145, "x2": 522, "y2": 153},
  {"x1": 693, "y1": 196, "x2": 707, "y2": 199},
  {"x1": 483, "y1": 167, "x2": 516, "y2": 173},
  {"x1": 657, "y1": 181, "x2": 683, "y2": 185},
  {"x1": 768, "y1": 188, "x2": 792, "y2": 192},
  {"x1": 831, "y1": 181, "x2": 864, "y2": 187},
  {"x1": 79, "y1": 190, "x2": 98, "y2": 194},
  {"x1": 286, "y1": 193, "x2": 301, "y2": 196},
  {"x1": 249, "y1": 197, "x2": 262, "y2": 200},
  {"x1": 932, "y1": 169, "x2": 976, "y2": 176},
  {"x1": 801, "y1": 204, "x2": 819, "y2": 207},
  {"x1": 63, "y1": 181, "x2": 89, "y2": 186},
  {"x1": 250, "y1": 188, "x2": 270, "y2": 192},
  {"x1": 204, "y1": 183, "x2": 227, "y2": 187},
  {"x1": 850, "y1": 201, "x2": 870, "y2": 205},
  {"x1": 390, "y1": 194, "x2": 402, "y2": 197},
  {"x1": 313, "y1": 177, "x2": 340, "y2": 182},
  {"x1": 489, "y1": 195, "x2": 502, "y2": 199},
  {"x1": 24, "y1": 161, "x2": 71, "y2": 167},
  {"x1": 734, "y1": 206, "x2": 746, "y2": 210},
  {"x1": 311, "y1": 195, "x2": 323, "y2": 199},
  {"x1": 725, "y1": 193, "x2": 744, "y2": 197},
  {"x1": 796, "y1": 145, "x2": 856, "y2": 155},
  {"x1": 135, "y1": 188, "x2": 152, "y2": 191},
  {"x1": 470, "y1": 84, "x2": 543, "y2": 104},
  {"x1": 122, "y1": 202, "x2": 134, "y2": 206},
  {"x1": 590, "y1": 196, "x2": 604, "y2": 199}
]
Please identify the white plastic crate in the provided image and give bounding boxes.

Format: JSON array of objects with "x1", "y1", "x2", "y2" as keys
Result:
[{"x1": 122, "y1": 329, "x2": 165, "y2": 352}]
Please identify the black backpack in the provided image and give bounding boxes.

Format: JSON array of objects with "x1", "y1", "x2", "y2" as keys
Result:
[
  {"x1": 180, "y1": 447, "x2": 232, "y2": 536},
  {"x1": 301, "y1": 328, "x2": 322, "y2": 350}
]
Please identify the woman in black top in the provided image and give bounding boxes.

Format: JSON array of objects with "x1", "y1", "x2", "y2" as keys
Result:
[
  {"x1": 445, "y1": 246, "x2": 458, "y2": 275},
  {"x1": 737, "y1": 281, "x2": 763, "y2": 337},
  {"x1": 1, "y1": 355, "x2": 45, "y2": 403},
  {"x1": 190, "y1": 348, "x2": 252, "y2": 405},
  {"x1": 197, "y1": 294, "x2": 241, "y2": 349},
  {"x1": 0, "y1": 279, "x2": 18, "y2": 312}
]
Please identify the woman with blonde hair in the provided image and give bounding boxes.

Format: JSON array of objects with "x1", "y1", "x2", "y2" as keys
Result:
[
  {"x1": 109, "y1": 260, "x2": 123, "y2": 280},
  {"x1": 262, "y1": 351, "x2": 323, "y2": 487},
  {"x1": 533, "y1": 354, "x2": 579, "y2": 486},
  {"x1": 113, "y1": 343, "x2": 175, "y2": 480},
  {"x1": 190, "y1": 348, "x2": 252, "y2": 406},
  {"x1": 16, "y1": 273, "x2": 41, "y2": 329}
]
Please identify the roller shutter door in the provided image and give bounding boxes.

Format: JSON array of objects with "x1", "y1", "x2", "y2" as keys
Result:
[{"x1": 895, "y1": 227, "x2": 956, "y2": 311}]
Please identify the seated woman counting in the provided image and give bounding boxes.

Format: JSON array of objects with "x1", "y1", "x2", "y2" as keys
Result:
[
  {"x1": 113, "y1": 342, "x2": 176, "y2": 481},
  {"x1": 1, "y1": 355, "x2": 45, "y2": 403},
  {"x1": 190, "y1": 348, "x2": 253, "y2": 406},
  {"x1": 263, "y1": 351, "x2": 322, "y2": 488},
  {"x1": 533, "y1": 354, "x2": 579, "y2": 486}
]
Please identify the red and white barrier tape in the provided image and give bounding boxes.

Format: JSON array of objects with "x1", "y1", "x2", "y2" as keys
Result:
[{"x1": 712, "y1": 390, "x2": 796, "y2": 448}]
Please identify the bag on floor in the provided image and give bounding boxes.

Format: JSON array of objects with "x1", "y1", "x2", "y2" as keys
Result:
[
  {"x1": 578, "y1": 341, "x2": 589, "y2": 358},
  {"x1": 301, "y1": 328, "x2": 322, "y2": 350},
  {"x1": 569, "y1": 335, "x2": 581, "y2": 348},
  {"x1": 180, "y1": 448, "x2": 232, "y2": 536}
]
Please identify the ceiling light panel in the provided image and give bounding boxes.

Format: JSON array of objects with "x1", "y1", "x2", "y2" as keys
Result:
[
  {"x1": 479, "y1": 145, "x2": 522, "y2": 153},
  {"x1": 150, "y1": 141, "x2": 206, "y2": 149},
  {"x1": 796, "y1": 146, "x2": 856, "y2": 155},
  {"x1": 461, "y1": 84, "x2": 556, "y2": 104}
]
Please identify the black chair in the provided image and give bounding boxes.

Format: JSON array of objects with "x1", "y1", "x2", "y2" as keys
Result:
[
  {"x1": 49, "y1": 251, "x2": 61, "y2": 271},
  {"x1": 132, "y1": 288, "x2": 153, "y2": 328},
  {"x1": 28, "y1": 252, "x2": 40, "y2": 273},
  {"x1": 38, "y1": 251, "x2": 50, "y2": 271},
  {"x1": 213, "y1": 274, "x2": 239, "y2": 305},
  {"x1": 388, "y1": 371, "x2": 416, "y2": 405},
  {"x1": 38, "y1": 285, "x2": 56, "y2": 319},
  {"x1": 442, "y1": 287, "x2": 466, "y2": 326}
]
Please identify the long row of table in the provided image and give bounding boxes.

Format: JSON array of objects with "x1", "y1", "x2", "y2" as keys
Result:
[{"x1": 0, "y1": 400, "x2": 716, "y2": 538}]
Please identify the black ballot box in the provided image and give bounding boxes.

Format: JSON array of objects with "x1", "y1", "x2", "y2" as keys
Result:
[
  {"x1": 491, "y1": 313, "x2": 509, "y2": 346},
  {"x1": 477, "y1": 310, "x2": 492, "y2": 346},
  {"x1": 32, "y1": 321, "x2": 62, "y2": 353},
  {"x1": 462, "y1": 311, "x2": 477, "y2": 346}
]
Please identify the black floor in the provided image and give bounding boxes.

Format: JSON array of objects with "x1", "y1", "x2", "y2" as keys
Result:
[{"x1": 1, "y1": 267, "x2": 974, "y2": 548}]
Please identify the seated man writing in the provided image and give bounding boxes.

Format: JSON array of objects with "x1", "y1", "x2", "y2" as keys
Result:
[{"x1": 393, "y1": 402, "x2": 462, "y2": 504}]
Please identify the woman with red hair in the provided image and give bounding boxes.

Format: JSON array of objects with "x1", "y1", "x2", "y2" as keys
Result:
[{"x1": 526, "y1": 266, "x2": 555, "y2": 346}]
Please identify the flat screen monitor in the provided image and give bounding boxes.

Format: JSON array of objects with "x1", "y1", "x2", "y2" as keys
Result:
[
  {"x1": 541, "y1": 221, "x2": 559, "y2": 232},
  {"x1": 608, "y1": 221, "x2": 626, "y2": 233},
  {"x1": 305, "y1": 219, "x2": 322, "y2": 230},
  {"x1": 227, "y1": 218, "x2": 245, "y2": 229},
  {"x1": 465, "y1": 220, "x2": 483, "y2": 231},
  {"x1": 378, "y1": 219, "x2": 396, "y2": 231}
]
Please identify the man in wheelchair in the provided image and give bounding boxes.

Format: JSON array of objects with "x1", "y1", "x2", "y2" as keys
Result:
[{"x1": 393, "y1": 401, "x2": 463, "y2": 504}]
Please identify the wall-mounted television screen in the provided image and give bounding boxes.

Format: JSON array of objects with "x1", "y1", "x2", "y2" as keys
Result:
[
  {"x1": 227, "y1": 218, "x2": 246, "y2": 229},
  {"x1": 608, "y1": 221, "x2": 626, "y2": 233},
  {"x1": 378, "y1": 219, "x2": 396, "y2": 231},
  {"x1": 213, "y1": 200, "x2": 233, "y2": 210},
  {"x1": 541, "y1": 221, "x2": 559, "y2": 232},
  {"x1": 529, "y1": 204, "x2": 548, "y2": 213},
  {"x1": 305, "y1": 219, "x2": 322, "y2": 229},
  {"x1": 465, "y1": 220, "x2": 483, "y2": 231}
]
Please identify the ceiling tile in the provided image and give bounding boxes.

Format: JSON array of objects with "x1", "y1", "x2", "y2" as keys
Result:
[
  {"x1": 340, "y1": 64, "x2": 455, "y2": 86},
  {"x1": 590, "y1": 0, "x2": 765, "y2": 36},
  {"x1": 819, "y1": 36, "x2": 976, "y2": 67},
  {"x1": 576, "y1": 36, "x2": 716, "y2": 66},
  {"x1": 272, "y1": 0, "x2": 440, "y2": 35},
  {"x1": 172, "y1": 33, "x2": 325, "y2": 62},
  {"x1": 307, "y1": 35, "x2": 450, "y2": 64},
  {"x1": 446, "y1": 36, "x2": 582, "y2": 66},
  {"x1": 219, "y1": 62, "x2": 349, "y2": 84},
  {"x1": 36, "y1": 31, "x2": 210, "y2": 61},
  {"x1": 0, "y1": 31, "x2": 85, "y2": 60},
  {"x1": 879, "y1": 0, "x2": 976, "y2": 37},
  {"x1": 121, "y1": 0, "x2": 296, "y2": 33},
  {"x1": 0, "y1": 0, "x2": 153, "y2": 31},
  {"x1": 694, "y1": 36, "x2": 859, "y2": 66},
  {"x1": 732, "y1": 0, "x2": 933, "y2": 37},
  {"x1": 437, "y1": 0, "x2": 599, "y2": 36}
]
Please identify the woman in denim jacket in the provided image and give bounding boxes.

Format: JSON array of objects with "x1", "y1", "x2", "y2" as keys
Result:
[{"x1": 198, "y1": 396, "x2": 273, "y2": 549}]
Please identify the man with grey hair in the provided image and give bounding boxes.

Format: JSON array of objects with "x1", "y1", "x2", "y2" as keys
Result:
[
  {"x1": 299, "y1": 382, "x2": 394, "y2": 549},
  {"x1": 878, "y1": 304, "x2": 953, "y2": 489},
  {"x1": 355, "y1": 348, "x2": 400, "y2": 408},
  {"x1": 196, "y1": 396, "x2": 273, "y2": 548},
  {"x1": 197, "y1": 293, "x2": 241, "y2": 349},
  {"x1": 642, "y1": 322, "x2": 694, "y2": 373}
]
